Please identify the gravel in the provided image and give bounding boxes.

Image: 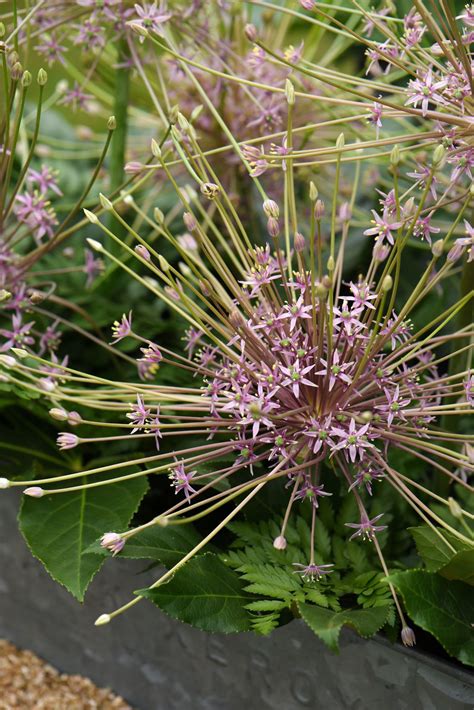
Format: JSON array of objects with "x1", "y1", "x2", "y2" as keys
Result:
[{"x1": 0, "y1": 640, "x2": 133, "y2": 709}]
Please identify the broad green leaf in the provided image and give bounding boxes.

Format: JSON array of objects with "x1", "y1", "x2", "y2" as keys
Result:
[
  {"x1": 408, "y1": 526, "x2": 470, "y2": 571},
  {"x1": 439, "y1": 550, "x2": 474, "y2": 586},
  {"x1": 137, "y1": 553, "x2": 251, "y2": 633},
  {"x1": 389, "y1": 570, "x2": 474, "y2": 666},
  {"x1": 298, "y1": 602, "x2": 389, "y2": 653},
  {"x1": 20, "y1": 476, "x2": 148, "y2": 601},
  {"x1": 85, "y1": 523, "x2": 202, "y2": 568}
]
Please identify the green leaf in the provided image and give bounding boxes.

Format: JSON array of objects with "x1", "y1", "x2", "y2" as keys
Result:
[
  {"x1": 439, "y1": 550, "x2": 474, "y2": 586},
  {"x1": 389, "y1": 570, "x2": 474, "y2": 666},
  {"x1": 298, "y1": 602, "x2": 389, "y2": 653},
  {"x1": 138, "y1": 553, "x2": 251, "y2": 633},
  {"x1": 19, "y1": 476, "x2": 148, "y2": 601},
  {"x1": 85, "y1": 523, "x2": 202, "y2": 568},
  {"x1": 408, "y1": 526, "x2": 470, "y2": 572}
]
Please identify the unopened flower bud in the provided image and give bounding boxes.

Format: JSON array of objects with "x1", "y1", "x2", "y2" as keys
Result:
[
  {"x1": 309, "y1": 181, "x2": 318, "y2": 202},
  {"x1": 190, "y1": 105, "x2": 203, "y2": 122},
  {"x1": 263, "y1": 199, "x2": 279, "y2": 219},
  {"x1": 199, "y1": 280, "x2": 211, "y2": 297},
  {"x1": 11, "y1": 62, "x2": 23, "y2": 80},
  {"x1": 285, "y1": 78, "x2": 295, "y2": 106},
  {"x1": 158, "y1": 255, "x2": 170, "y2": 272},
  {"x1": 267, "y1": 216, "x2": 280, "y2": 238},
  {"x1": 336, "y1": 132, "x2": 345, "y2": 149},
  {"x1": 314, "y1": 199, "x2": 325, "y2": 219},
  {"x1": 22, "y1": 70, "x2": 32, "y2": 87},
  {"x1": 124, "y1": 161, "x2": 144, "y2": 174},
  {"x1": 84, "y1": 208, "x2": 99, "y2": 224},
  {"x1": 381, "y1": 275, "x2": 393, "y2": 292},
  {"x1": 401, "y1": 626, "x2": 416, "y2": 647},
  {"x1": 327, "y1": 255, "x2": 335, "y2": 272},
  {"x1": 107, "y1": 115, "x2": 116, "y2": 130},
  {"x1": 67, "y1": 411, "x2": 82, "y2": 426},
  {"x1": 86, "y1": 238, "x2": 103, "y2": 252},
  {"x1": 433, "y1": 144, "x2": 445, "y2": 167},
  {"x1": 11, "y1": 348, "x2": 28, "y2": 358},
  {"x1": 322, "y1": 275, "x2": 332, "y2": 290},
  {"x1": 244, "y1": 23, "x2": 257, "y2": 42},
  {"x1": 300, "y1": 0, "x2": 316, "y2": 9},
  {"x1": 403, "y1": 197, "x2": 416, "y2": 217},
  {"x1": 129, "y1": 21, "x2": 149, "y2": 37},
  {"x1": 154, "y1": 515, "x2": 169, "y2": 527},
  {"x1": 57, "y1": 433, "x2": 79, "y2": 450},
  {"x1": 448, "y1": 497, "x2": 463, "y2": 519},
  {"x1": 169, "y1": 104, "x2": 179, "y2": 124},
  {"x1": 431, "y1": 239, "x2": 444, "y2": 258},
  {"x1": 95, "y1": 614, "x2": 111, "y2": 626},
  {"x1": 135, "y1": 244, "x2": 151, "y2": 260},
  {"x1": 314, "y1": 281, "x2": 328, "y2": 298},
  {"x1": 390, "y1": 144, "x2": 400, "y2": 166},
  {"x1": 177, "y1": 112, "x2": 190, "y2": 133},
  {"x1": 0, "y1": 23, "x2": 5, "y2": 37},
  {"x1": 361, "y1": 410, "x2": 373, "y2": 422},
  {"x1": 0, "y1": 354, "x2": 16, "y2": 368},
  {"x1": 273, "y1": 535, "x2": 287, "y2": 550},
  {"x1": 151, "y1": 138, "x2": 161, "y2": 158},
  {"x1": 24, "y1": 487, "x2": 44, "y2": 498},
  {"x1": 0, "y1": 478, "x2": 10, "y2": 489},
  {"x1": 339, "y1": 202, "x2": 352, "y2": 222},
  {"x1": 373, "y1": 241, "x2": 390, "y2": 262},
  {"x1": 154, "y1": 207, "x2": 164, "y2": 223},
  {"x1": 49, "y1": 407, "x2": 68, "y2": 421},
  {"x1": 0, "y1": 289, "x2": 11, "y2": 302},
  {"x1": 200, "y1": 182, "x2": 220, "y2": 200},
  {"x1": 183, "y1": 211, "x2": 197, "y2": 231},
  {"x1": 99, "y1": 193, "x2": 113, "y2": 211},
  {"x1": 294, "y1": 232, "x2": 305, "y2": 252}
]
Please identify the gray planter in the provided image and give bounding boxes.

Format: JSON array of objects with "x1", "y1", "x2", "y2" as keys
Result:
[{"x1": 0, "y1": 493, "x2": 473, "y2": 710}]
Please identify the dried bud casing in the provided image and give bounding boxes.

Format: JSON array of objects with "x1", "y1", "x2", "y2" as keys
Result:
[{"x1": 200, "y1": 182, "x2": 220, "y2": 200}]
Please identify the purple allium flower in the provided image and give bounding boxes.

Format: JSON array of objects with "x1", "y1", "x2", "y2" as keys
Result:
[
  {"x1": 332, "y1": 419, "x2": 375, "y2": 463},
  {"x1": 133, "y1": 2, "x2": 171, "y2": 33},
  {"x1": 293, "y1": 563, "x2": 334, "y2": 581},
  {"x1": 295, "y1": 480, "x2": 332, "y2": 508},
  {"x1": 405, "y1": 69, "x2": 447, "y2": 116},
  {"x1": 100, "y1": 532, "x2": 126, "y2": 556},
  {"x1": 170, "y1": 462, "x2": 196, "y2": 502},
  {"x1": 127, "y1": 395, "x2": 151, "y2": 433},
  {"x1": 111, "y1": 311, "x2": 133, "y2": 343},
  {"x1": 364, "y1": 210, "x2": 403, "y2": 245},
  {"x1": 84, "y1": 248, "x2": 104, "y2": 288},
  {"x1": 368, "y1": 101, "x2": 383, "y2": 138},
  {"x1": 27, "y1": 165, "x2": 63, "y2": 196},
  {"x1": 413, "y1": 213, "x2": 440, "y2": 245},
  {"x1": 345, "y1": 513, "x2": 387, "y2": 541},
  {"x1": 0, "y1": 314, "x2": 35, "y2": 352}
]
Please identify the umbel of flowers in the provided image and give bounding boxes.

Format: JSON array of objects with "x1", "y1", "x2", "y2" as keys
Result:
[{"x1": 2, "y1": 94, "x2": 472, "y2": 646}]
